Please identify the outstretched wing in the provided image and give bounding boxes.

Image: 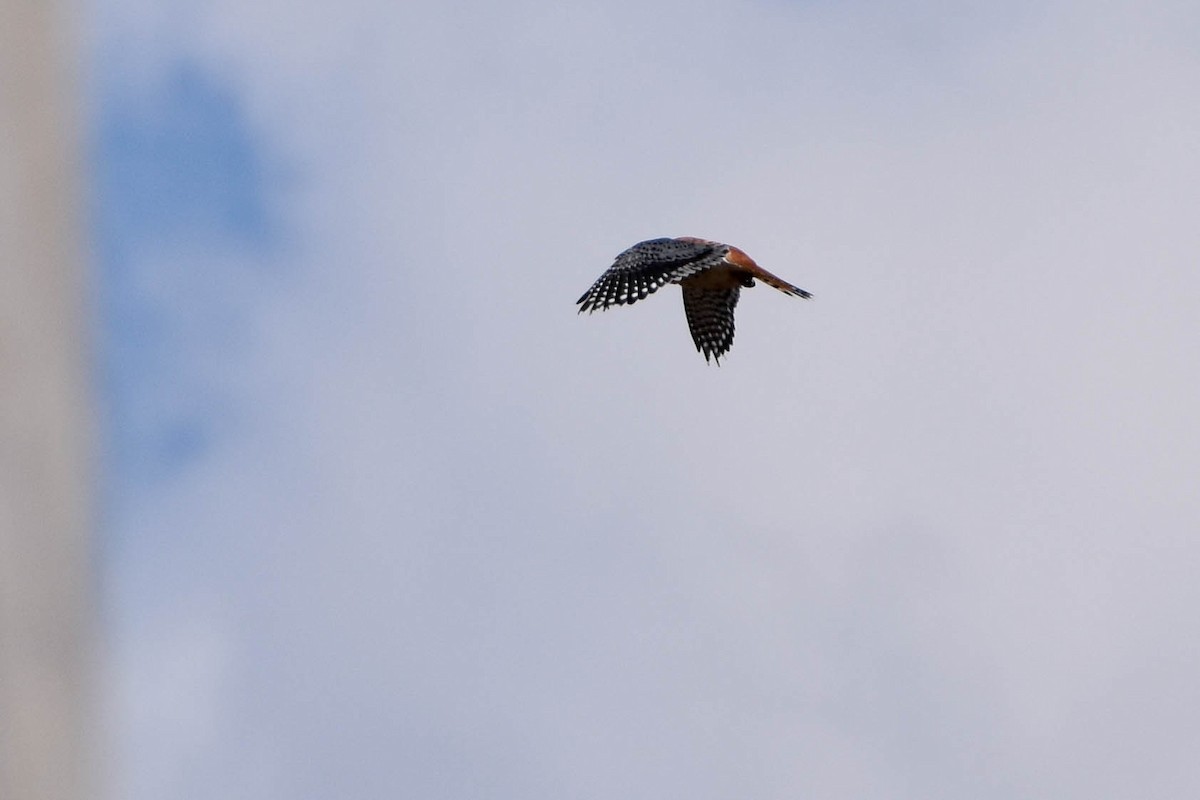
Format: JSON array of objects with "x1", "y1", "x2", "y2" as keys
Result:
[
  {"x1": 577, "y1": 238, "x2": 722, "y2": 313},
  {"x1": 681, "y1": 285, "x2": 740, "y2": 364}
]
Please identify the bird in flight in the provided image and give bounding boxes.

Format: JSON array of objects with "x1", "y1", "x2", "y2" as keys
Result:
[{"x1": 576, "y1": 237, "x2": 811, "y2": 364}]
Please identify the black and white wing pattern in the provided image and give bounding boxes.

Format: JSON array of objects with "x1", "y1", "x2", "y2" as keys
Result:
[
  {"x1": 576, "y1": 238, "x2": 724, "y2": 313},
  {"x1": 681, "y1": 285, "x2": 740, "y2": 364}
]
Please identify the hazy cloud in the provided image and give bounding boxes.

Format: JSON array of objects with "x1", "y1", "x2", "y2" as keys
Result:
[{"x1": 95, "y1": 1, "x2": 1200, "y2": 798}]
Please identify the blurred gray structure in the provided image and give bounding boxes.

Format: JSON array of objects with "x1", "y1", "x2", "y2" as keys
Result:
[{"x1": 0, "y1": 2, "x2": 93, "y2": 799}]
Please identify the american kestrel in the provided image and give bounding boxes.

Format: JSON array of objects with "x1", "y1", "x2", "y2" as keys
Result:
[{"x1": 576, "y1": 237, "x2": 811, "y2": 363}]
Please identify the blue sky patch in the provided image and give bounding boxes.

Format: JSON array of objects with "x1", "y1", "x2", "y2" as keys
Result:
[{"x1": 91, "y1": 58, "x2": 287, "y2": 508}]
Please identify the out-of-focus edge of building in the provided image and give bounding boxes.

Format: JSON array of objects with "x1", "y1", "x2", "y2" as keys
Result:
[{"x1": 1, "y1": 1, "x2": 97, "y2": 799}]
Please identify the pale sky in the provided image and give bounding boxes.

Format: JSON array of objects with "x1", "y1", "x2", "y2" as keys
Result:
[{"x1": 93, "y1": 2, "x2": 1200, "y2": 797}]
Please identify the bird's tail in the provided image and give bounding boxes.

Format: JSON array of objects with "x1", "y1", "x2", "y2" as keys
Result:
[
  {"x1": 756, "y1": 270, "x2": 812, "y2": 299},
  {"x1": 725, "y1": 246, "x2": 813, "y2": 299}
]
